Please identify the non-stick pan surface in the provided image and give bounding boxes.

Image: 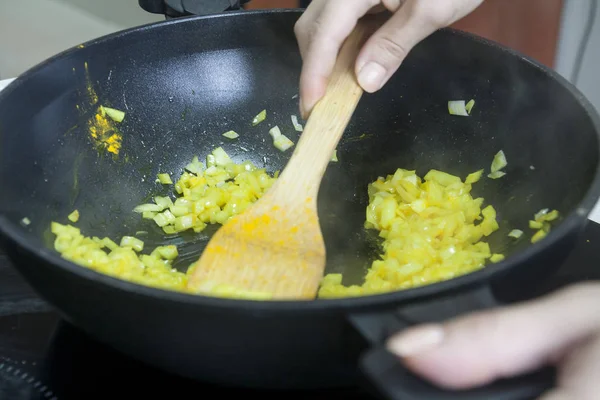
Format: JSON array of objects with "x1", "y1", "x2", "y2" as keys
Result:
[{"x1": 1, "y1": 9, "x2": 600, "y2": 400}]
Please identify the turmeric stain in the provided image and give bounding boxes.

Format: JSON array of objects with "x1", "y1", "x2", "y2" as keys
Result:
[
  {"x1": 88, "y1": 109, "x2": 122, "y2": 155},
  {"x1": 241, "y1": 214, "x2": 272, "y2": 235},
  {"x1": 83, "y1": 62, "x2": 99, "y2": 104},
  {"x1": 77, "y1": 62, "x2": 123, "y2": 156}
]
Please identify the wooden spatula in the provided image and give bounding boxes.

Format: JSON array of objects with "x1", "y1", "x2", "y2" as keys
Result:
[{"x1": 186, "y1": 21, "x2": 370, "y2": 300}]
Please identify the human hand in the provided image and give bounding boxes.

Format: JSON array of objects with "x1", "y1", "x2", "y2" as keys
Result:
[
  {"x1": 386, "y1": 282, "x2": 600, "y2": 399},
  {"x1": 294, "y1": 0, "x2": 483, "y2": 118}
]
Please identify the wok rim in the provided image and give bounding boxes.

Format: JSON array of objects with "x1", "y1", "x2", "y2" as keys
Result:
[{"x1": 1, "y1": 9, "x2": 600, "y2": 314}]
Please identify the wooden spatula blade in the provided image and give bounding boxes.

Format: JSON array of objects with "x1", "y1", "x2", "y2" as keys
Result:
[{"x1": 187, "y1": 199, "x2": 326, "y2": 299}]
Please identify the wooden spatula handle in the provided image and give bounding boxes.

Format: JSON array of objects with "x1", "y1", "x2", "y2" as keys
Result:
[{"x1": 274, "y1": 20, "x2": 370, "y2": 202}]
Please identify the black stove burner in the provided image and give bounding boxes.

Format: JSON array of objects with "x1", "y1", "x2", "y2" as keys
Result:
[{"x1": 1, "y1": 222, "x2": 600, "y2": 399}]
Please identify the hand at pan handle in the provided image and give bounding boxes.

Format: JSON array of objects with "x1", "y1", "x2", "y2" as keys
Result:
[{"x1": 385, "y1": 283, "x2": 600, "y2": 400}]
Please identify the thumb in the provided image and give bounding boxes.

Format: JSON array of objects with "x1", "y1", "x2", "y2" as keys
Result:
[
  {"x1": 355, "y1": 0, "x2": 441, "y2": 93},
  {"x1": 355, "y1": 0, "x2": 483, "y2": 93},
  {"x1": 386, "y1": 283, "x2": 600, "y2": 390}
]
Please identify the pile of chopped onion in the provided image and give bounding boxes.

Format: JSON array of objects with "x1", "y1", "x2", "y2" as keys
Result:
[
  {"x1": 319, "y1": 167, "x2": 502, "y2": 298},
  {"x1": 49, "y1": 147, "x2": 278, "y2": 297},
  {"x1": 50, "y1": 222, "x2": 187, "y2": 291},
  {"x1": 134, "y1": 147, "x2": 277, "y2": 235}
]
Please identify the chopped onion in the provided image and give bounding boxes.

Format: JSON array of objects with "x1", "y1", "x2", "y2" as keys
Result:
[
  {"x1": 274, "y1": 136, "x2": 294, "y2": 152},
  {"x1": 292, "y1": 94, "x2": 298, "y2": 99},
  {"x1": 100, "y1": 106, "x2": 125, "y2": 123},
  {"x1": 184, "y1": 156, "x2": 204, "y2": 175},
  {"x1": 157, "y1": 173, "x2": 173, "y2": 185},
  {"x1": 153, "y1": 245, "x2": 178, "y2": 260},
  {"x1": 252, "y1": 109, "x2": 267, "y2": 126},
  {"x1": 269, "y1": 126, "x2": 282, "y2": 139},
  {"x1": 487, "y1": 171, "x2": 506, "y2": 179},
  {"x1": 174, "y1": 215, "x2": 193, "y2": 232},
  {"x1": 154, "y1": 196, "x2": 173, "y2": 209},
  {"x1": 142, "y1": 211, "x2": 156, "y2": 219},
  {"x1": 120, "y1": 236, "x2": 144, "y2": 252},
  {"x1": 206, "y1": 154, "x2": 216, "y2": 167},
  {"x1": 133, "y1": 203, "x2": 163, "y2": 213},
  {"x1": 269, "y1": 126, "x2": 294, "y2": 152},
  {"x1": 331, "y1": 149, "x2": 338, "y2": 162},
  {"x1": 410, "y1": 199, "x2": 427, "y2": 213},
  {"x1": 448, "y1": 100, "x2": 469, "y2": 116},
  {"x1": 135, "y1": 150, "x2": 277, "y2": 236},
  {"x1": 153, "y1": 209, "x2": 176, "y2": 227},
  {"x1": 204, "y1": 166, "x2": 218, "y2": 176},
  {"x1": 529, "y1": 220, "x2": 543, "y2": 230},
  {"x1": 490, "y1": 254, "x2": 505, "y2": 263},
  {"x1": 222, "y1": 130, "x2": 239, "y2": 139},
  {"x1": 531, "y1": 229, "x2": 548, "y2": 244},
  {"x1": 102, "y1": 237, "x2": 119, "y2": 251},
  {"x1": 291, "y1": 115, "x2": 303, "y2": 132},
  {"x1": 543, "y1": 210, "x2": 559, "y2": 222},
  {"x1": 491, "y1": 150, "x2": 507, "y2": 173},
  {"x1": 465, "y1": 99, "x2": 475, "y2": 114},
  {"x1": 170, "y1": 205, "x2": 189, "y2": 217},
  {"x1": 212, "y1": 147, "x2": 233, "y2": 166},
  {"x1": 162, "y1": 226, "x2": 177, "y2": 235},
  {"x1": 534, "y1": 208, "x2": 549, "y2": 221},
  {"x1": 21, "y1": 217, "x2": 31, "y2": 226},
  {"x1": 508, "y1": 229, "x2": 523, "y2": 239},
  {"x1": 465, "y1": 169, "x2": 483, "y2": 184},
  {"x1": 68, "y1": 210, "x2": 80, "y2": 223}
]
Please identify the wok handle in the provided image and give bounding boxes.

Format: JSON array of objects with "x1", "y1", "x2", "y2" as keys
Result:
[
  {"x1": 348, "y1": 286, "x2": 556, "y2": 400},
  {"x1": 138, "y1": 0, "x2": 250, "y2": 17},
  {"x1": 359, "y1": 348, "x2": 555, "y2": 400}
]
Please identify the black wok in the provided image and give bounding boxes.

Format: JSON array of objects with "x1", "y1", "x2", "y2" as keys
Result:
[{"x1": 1, "y1": 9, "x2": 600, "y2": 400}]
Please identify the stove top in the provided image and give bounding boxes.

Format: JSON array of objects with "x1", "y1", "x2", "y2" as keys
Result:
[{"x1": 0, "y1": 220, "x2": 599, "y2": 399}]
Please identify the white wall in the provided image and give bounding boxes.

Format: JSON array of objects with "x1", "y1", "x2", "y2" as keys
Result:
[
  {"x1": 55, "y1": 0, "x2": 164, "y2": 28},
  {"x1": 0, "y1": 0, "x2": 161, "y2": 79},
  {"x1": 555, "y1": 0, "x2": 600, "y2": 111}
]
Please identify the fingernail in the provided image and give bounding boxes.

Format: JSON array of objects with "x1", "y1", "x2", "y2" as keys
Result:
[
  {"x1": 358, "y1": 62, "x2": 387, "y2": 93},
  {"x1": 387, "y1": 324, "x2": 445, "y2": 357},
  {"x1": 299, "y1": 100, "x2": 307, "y2": 120}
]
